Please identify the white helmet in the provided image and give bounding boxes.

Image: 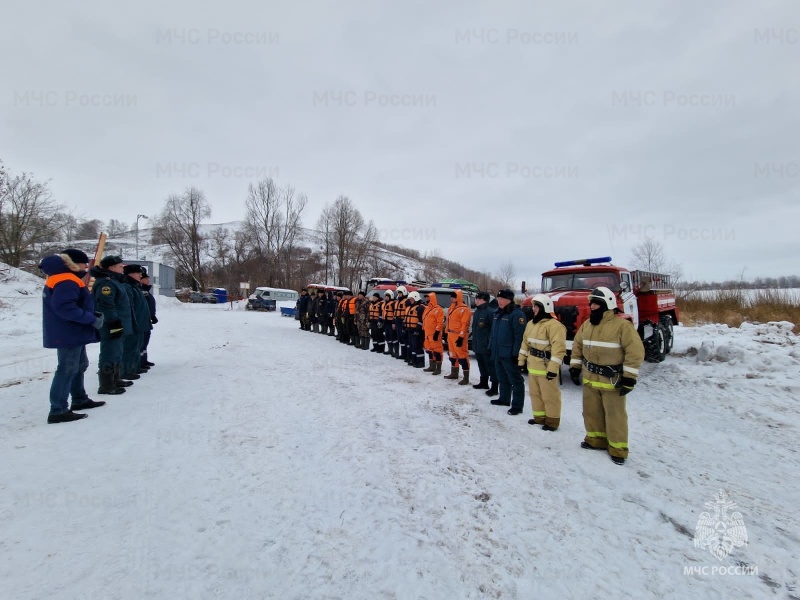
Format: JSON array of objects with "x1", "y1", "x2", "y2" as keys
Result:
[
  {"x1": 587, "y1": 286, "x2": 617, "y2": 311},
  {"x1": 407, "y1": 291, "x2": 421, "y2": 302},
  {"x1": 395, "y1": 286, "x2": 407, "y2": 296},
  {"x1": 532, "y1": 293, "x2": 554, "y2": 314},
  {"x1": 383, "y1": 290, "x2": 395, "y2": 299}
]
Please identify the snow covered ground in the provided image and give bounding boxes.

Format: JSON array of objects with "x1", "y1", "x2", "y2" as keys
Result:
[{"x1": 1, "y1": 264, "x2": 799, "y2": 599}]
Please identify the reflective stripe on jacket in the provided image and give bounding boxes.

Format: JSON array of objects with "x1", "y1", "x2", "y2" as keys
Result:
[{"x1": 571, "y1": 310, "x2": 645, "y2": 389}]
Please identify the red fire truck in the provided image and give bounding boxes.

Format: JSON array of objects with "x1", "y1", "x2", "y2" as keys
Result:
[{"x1": 539, "y1": 256, "x2": 679, "y2": 363}]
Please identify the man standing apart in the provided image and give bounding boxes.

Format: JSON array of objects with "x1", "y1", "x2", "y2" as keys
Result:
[
  {"x1": 40, "y1": 249, "x2": 105, "y2": 423},
  {"x1": 518, "y1": 294, "x2": 566, "y2": 430},
  {"x1": 489, "y1": 289, "x2": 526, "y2": 415},
  {"x1": 570, "y1": 287, "x2": 645, "y2": 465}
]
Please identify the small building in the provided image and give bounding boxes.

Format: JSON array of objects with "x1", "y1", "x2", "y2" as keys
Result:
[{"x1": 123, "y1": 260, "x2": 176, "y2": 297}]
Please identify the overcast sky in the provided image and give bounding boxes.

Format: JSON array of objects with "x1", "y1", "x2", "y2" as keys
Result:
[{"x1": 2, "y1": 0, "x2": 798, "y2": 284}]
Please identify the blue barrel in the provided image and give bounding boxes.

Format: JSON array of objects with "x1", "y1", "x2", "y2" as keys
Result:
[{"x1": 213, "y1": 288, "x2": 228, "y2": 303}]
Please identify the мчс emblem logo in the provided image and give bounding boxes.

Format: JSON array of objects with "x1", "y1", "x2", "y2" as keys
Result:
[{"x1": 693, "y1": 490, "x2": 748, "y2": 561}]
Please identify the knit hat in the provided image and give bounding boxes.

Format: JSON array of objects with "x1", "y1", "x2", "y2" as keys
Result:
[
  {"x1": 99, "y1": 255, "x2": 124, "y2": 269},
  {"x1": 497, "y1": 289, "x2": 515, "y2": 301},
  {"x1": 61, "y1": 248, "x2": 90, "y2": 264}
]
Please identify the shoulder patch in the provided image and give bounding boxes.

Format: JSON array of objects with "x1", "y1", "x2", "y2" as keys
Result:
[{"x1": 101, "y1": 286, "x2": 112, "y2": 295}]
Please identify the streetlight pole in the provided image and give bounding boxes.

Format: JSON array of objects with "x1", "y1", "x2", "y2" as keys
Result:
[{"x1": 135, "y1": 214, "x2": 149, "y2": 260}]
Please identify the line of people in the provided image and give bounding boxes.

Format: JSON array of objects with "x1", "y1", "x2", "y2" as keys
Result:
[
  {"x1": 41, "y1": 250, "x2": 158, "y2": 424},
  {"x1": 297, "y1": 285, "x2": 645, "y2": 465}
]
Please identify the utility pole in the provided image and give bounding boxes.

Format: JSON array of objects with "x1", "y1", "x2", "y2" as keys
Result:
[{"x1": 135, "y1": 214, "x2": 149, "y2": 259}]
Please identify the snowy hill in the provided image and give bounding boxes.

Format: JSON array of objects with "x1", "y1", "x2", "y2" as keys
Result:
[{"x1": 1, "y1": 266, "x2": 798, "y2": 599}]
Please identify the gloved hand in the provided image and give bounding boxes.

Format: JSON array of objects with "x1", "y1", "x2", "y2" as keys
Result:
[
  {"x1": 455, "y1": 337, "x2": 464, "y2": 348},
  {"x1": 546, "y1": 371, "x2": 558, "y2": 380},
  {"x1": 618, "y1": 377, "x2": 636, "y2": 396},
  {"x1": 151, "y1": 316, "x2": 158, "y2": 324},
  {"x1": 109, "y1": 319, "x2": 124, "y2": 339},
  {"x1": 519, "y1": 363, "x2": 527, "y2": 375},
  {"x1": 93, "y1": 311, "x2": 105, "y2": 329},
  {"x1": 433, "y1": 331, "x2": 440, "y2": 342},
  {"x1": 569, "y1": 367, "x2": 582, "y2": 386}
]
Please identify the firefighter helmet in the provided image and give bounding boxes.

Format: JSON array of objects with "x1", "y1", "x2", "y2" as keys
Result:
[
  {"x1": 408, "y1": 291, "x2": 421, "y2": 302},
  {"x1": 395, "y1": 286, "x2": 407, "y2": 296},
  {"x1": 383, "y1": 290, "x2": 394, "y2": 299},
  {"x1": 587, "y1": 287, "x2": 616, "y2": 311},
  {"x1": 532, "y1": 293, "x2": 554, "y2": 314}
]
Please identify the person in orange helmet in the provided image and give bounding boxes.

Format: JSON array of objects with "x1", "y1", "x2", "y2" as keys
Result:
[
  {"x1": 443, "y1": 289, "x2": 472, "y2": 385},
  {"x1": 422, "y1": 292, "x2": 445, "y2": 375}
]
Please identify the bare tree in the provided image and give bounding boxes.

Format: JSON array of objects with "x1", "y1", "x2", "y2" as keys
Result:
[
  {"x1": 208, "y1": 226, "x2": 232, "y2": 270},
  {"x1": 630, "y1": 237, "x2": 683, "y2": 283},
  {"x1": 496, "y1": 260, "x2": 517, "y2": 290},
  {"x1": 317, "y1": 204, "x2": 335, "y2": 284},
  {"x1": 244, "y1": 178, "x2": 307, "y2": 288},
  {"x1": 329, "y1": 196, "x2": 364, "y2": 289},
  {"x1": 107, "y1": 219, "x2": 127, "y2": 237},
  {"x1": 76, "y1": 219, "x2": 102, "y2": 240},
  {"x1": 0, "y1": 169, "x2": 64, "y2": 266},
  {"x1": 152, "y1": 187, "x2": 211, "y2": 290}
]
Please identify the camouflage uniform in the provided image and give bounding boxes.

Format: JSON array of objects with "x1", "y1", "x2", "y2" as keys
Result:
[{"x1": 355, "y1": 295, "x2": 370, "y2": 349}]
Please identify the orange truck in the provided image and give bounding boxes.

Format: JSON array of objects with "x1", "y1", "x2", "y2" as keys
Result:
[{"x1": 539, "y1": 256, "x2": 679, "y2": 363}]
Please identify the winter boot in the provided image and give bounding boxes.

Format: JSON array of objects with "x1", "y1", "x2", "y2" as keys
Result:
[
  {"x1": 423, "y1": 358, "x2": 435, "y2": 372},
  {"x1": 362, "y1": 336, "x2": 370, "y2": 350},
  {"x1": 114, "y1": 365, "x2": 132, "y2": 388},
  {"x1": 432, "y1": 361, "x2": 442, "y2": 375},
  {"x1": 458, "y1": 369, "x2": 470, "y2": 386},
  {"x1": 415, "y1": 355, "x2": 425, "y2": 368},
  {"x1": 472, "y1": 376, "x2": 489, "y2": 390},
  {"x1": 485, "y1": 381, "x2": 499, "y2": 397},
  {"x1": 98, "y1": 367, "x2": 126, "y2": 395},
  {"x1": 370, "y1": 342, "x2": 379, "y2": 353},
  {"x1": 142, "y1": 352, "x2": 155, "y2": 367},
  {"x1": 47, "y1": 411, "x2": 88, "y2": 424},
  {"x1": 444, "y1": 365, "x2": 459, "y2": 380}
]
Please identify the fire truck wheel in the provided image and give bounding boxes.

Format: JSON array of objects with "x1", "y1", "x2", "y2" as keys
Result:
[
  {"x1": 644, "y1": 323, "x2": 667, "y2": 363},
  {"x1": 660, "y1": 315, "x2": 674, "y2": 354}
]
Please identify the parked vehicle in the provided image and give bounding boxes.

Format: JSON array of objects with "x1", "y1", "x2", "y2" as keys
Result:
[
  {"x1": 189, "y1": 291, "x2": 218, "y2": 303},
  {"x1": 364, "y1": 278, "x2": 427, "y2": 298},
  {"x1": 539, "y1": 256, "x2": 679, "y2": 363},
  {"x1": 246, "y1": 286, "x2": 298, "y2": 311}
]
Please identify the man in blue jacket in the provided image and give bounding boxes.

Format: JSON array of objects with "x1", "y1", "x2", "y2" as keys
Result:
[
  {"x1": 40, "y1": 249, "x2": 105, "y2": 423},
  {"x1": 488, "y1": 289, "x2": 527, "y2": 415},
  {"x1": 471, "y1": 291, "x2": 496, "y2": 393}
]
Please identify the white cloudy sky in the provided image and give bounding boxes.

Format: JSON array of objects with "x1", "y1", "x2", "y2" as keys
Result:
[{"x1": 2, "y1": 0, "x2": 798, "y2": 283}]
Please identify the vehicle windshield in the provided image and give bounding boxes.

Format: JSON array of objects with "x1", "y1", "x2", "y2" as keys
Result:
[{"x1": 541, "y1": 271, "x2": 620, "y2": 292}]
